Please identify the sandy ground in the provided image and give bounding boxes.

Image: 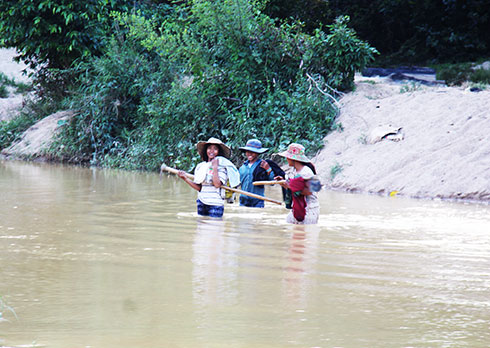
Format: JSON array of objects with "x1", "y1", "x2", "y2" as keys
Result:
[
  {"x1": 0, "y1": 48, "x2": 30, "y2": 83},
  {"x1": 1, "y1": 48, "x2": 489, "y2": 203},
  {"x1": 0, "y1": 48, "x2": 31, "y2": 121},
  {"x1": 0, "y1": 93, "x2": 24, "y2": 121},
  {"x1": 314, "y1": 76, "x2": 490, "y2": 203}
]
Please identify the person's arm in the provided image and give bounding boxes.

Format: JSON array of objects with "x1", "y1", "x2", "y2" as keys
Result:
[
  {"x1": 274, "y1": 175, "x2": 289, "y2": 189},
  {"x1": 211, "y1": 158, "x2": 222, "y2": 188},
  {"x1": 259, "y1": 160, "x2": 274, "y2": 180},
  {"x1": 178, "y1": 170, "x2": 202, "y2": 192}
]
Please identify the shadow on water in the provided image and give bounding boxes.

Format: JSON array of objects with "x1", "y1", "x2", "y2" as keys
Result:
[{"x1": 1, "y1": 160, "x2": 490, "y2": 348}]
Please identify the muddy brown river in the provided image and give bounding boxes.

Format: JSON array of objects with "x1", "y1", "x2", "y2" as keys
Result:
[{"x1": 1, "y1": 160, "x2": 489, "y2": 348}]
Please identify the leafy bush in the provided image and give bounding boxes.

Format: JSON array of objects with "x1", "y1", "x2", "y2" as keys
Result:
[
  {"x1": 50, "y1": 33, "x2": 164, "y2": 164},
  {"x1": 0, "y1": 72, "x2": 32, "y2": 96},
  {"x1": 399, "y1": 82, "x2": 422, "y2": 94},
  {"x1": 435, "y1": 63, "x2": 474, "y2": 86},
  {"x1": 470, "y1": 68, "x2": 490, "y2": 84},
  {"x1": 0, "y1": 0, "x2": 137, "y2": 70},
  {"x1": 51, "y1": 0, "x2": 376, "y2": 171},
  {"x1": 0, "y1": 1, "x2": 172, "y2": 104},
  {"x1": 308, "y1": 16, "x2": 378, "y2": 90},
  {"x1": 330, "y1": 162, "x2": 343, "y2": 180},
  {"x1": 0, "y1": 85, "x2": 7, "y2": 98},
  {"x1": 435, "y1": 62, "x2": 490, "y2": 86}
]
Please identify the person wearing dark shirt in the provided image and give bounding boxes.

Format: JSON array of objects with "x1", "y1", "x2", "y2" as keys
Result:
[{"x1": 238, "y1": 139, "x2": 275, "y2": 208}]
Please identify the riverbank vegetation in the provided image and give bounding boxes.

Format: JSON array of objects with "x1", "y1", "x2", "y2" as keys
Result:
[
  {"x1": 0, "y1": 0, "x2": 489, "y2": 172},
  {"x1": 1, "y1": 0, "x2": 378, "y2": 171}
]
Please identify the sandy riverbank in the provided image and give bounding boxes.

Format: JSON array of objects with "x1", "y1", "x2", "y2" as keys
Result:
[{"x1": 314, "y1": 75, "x2": 490, "y2": 203}]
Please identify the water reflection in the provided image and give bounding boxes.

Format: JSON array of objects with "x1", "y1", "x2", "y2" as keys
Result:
[
  {"x1": 192, "y1": 218, "x2": 238, "y2": 306},
  {"x1": 1, "y1": 160, "x2": 490, "y2": 348},
  {"x1": 282, "y1": 225, "x2": 320, "y2": 309}
]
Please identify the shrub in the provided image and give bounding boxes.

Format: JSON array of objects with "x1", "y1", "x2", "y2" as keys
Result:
[
  {"x1": 435, "y1": 62, "x2": 490, "y2": 86},
  {"x1": 0, "y1": 72, "x2": 32, "y2": 96},
  {"x1": 0, "y1": 105, "x2": 44, "y2": 150},
  {"x1": 435, "y1": 63, "x2": 473, "y2": 86},
  {"x1": 51, "y1": 0, "x2": 377, "y2": 171},
  {"x1": 50, "y1": 34, "x2": 164, "y2": 164},
  {"x1": 470, "y1": 68, "x2": 490, "y2": 84},
  {"x1": 0, "y1": 85, "x2": 7, "y2": 98},
  {"x1": 307, "y1": 16, "x2": 379, "y2": 91},
  {"x1": 330, "y1": 162, "x2": 343, "y2": 179},
  {"x1": 0, "y1": 0, "x2": 138, "y2": 70}
]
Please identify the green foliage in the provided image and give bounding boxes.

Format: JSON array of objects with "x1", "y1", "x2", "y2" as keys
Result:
[
  {"x1": 264, "y1": 0, "x2": 490, "y2": 65},
  {"x1": 0, "y1": 85, "x2": 7, "y2": 98},
  {"x1": 308, "y1": 16, "x2": 379, "y2": 90},
  {"x1": 330, "y1": 162, "x2": 343, "y2": 180},
  {"x1": 0, "y1": 111, "x2": 40, "y2": 150},
  {"x1": 470, "y1": 68, "x2": 490, "y2": 84},
  {"x1": 0, "y1": 0, "x2": 172, "y2": 103},
  {"x1": 358, "y1": 133, "x2": 368, "y2": 145},
  {"x1": 0, "y1": 72, "x2": 32, "y2": 96},
  {"x1": 433, "y1": 62, "x2": 490, "y2": 86},
  {"x1": 50, "y1": 0, "x2": 376, "y2": 171},
  {"x1": 264, "y1": 0, "x2": 332, "y2": 33},
  {"x1": 12, "y1": 81, "x2": 32, "y2": 94},
  {"x1": 0, "y1": 72, "x2": 15, "y2": 87},
  {"x1": 399, "y1": 82, "x2": 422, "y2": 94},
  {"x1": 434, "y1": 61, "x2": 490, "y2": 86},
  {"x1": 468, "y1": 82, "x2": 487, "y2": 91},
  {"x1": 0, "y1": 0, "x2": 137, "y2": 70},
  {"x1": 0, "y1": 0, "x2": 122, "y2": 105},
  {"x1": 435, "y1": 63, "x2": 472, "y2": 86},
  {"x1": 359, "y1": 80, "x2": 376, "y2": 85},
  {"x1": 50, "y1": 33, "x2": 164, "y2": 164}
]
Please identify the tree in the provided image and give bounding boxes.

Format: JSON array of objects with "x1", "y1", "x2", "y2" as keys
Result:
[
  {"x1": 264, "y1": 0, "x2": 490, "y2": 64},
  {"x1": 0, "y1": 0, "x2": 173, "y2": 70},
  {"x1": 52, "y1": 0, "x2": 377, "y2": 169}
]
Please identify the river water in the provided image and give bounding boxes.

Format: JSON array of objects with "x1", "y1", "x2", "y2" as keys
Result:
[{"x1": 1, "y1": 160, "x2": 489, "y2": 348}]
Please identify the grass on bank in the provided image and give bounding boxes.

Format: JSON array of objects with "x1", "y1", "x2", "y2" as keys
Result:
[{"x1": 432, "y1": 60, "x2": 490, "y2": 86}]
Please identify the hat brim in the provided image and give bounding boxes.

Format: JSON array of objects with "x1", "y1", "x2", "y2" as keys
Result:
[
  {"x1": 197, "y1": 140, "x2": 231, "y2": 159},
  {"x1": 278, "y1": 150, "x2": 311, "y2": 163},
  {"x1": 239, "y1": 146, "x2": 268, "y2": 154}
]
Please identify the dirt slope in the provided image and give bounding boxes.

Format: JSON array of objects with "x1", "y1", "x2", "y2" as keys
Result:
[
  {"x1": 2, "y1": 110, "x2": 74, "y2": 158},
  {"x1": 314, "y1": 76, "x2": 490, "y2": 203}
]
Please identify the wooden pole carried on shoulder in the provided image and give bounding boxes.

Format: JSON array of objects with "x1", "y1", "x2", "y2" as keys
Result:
[{"x1": 160, "y1": 164, "x2": 282, "y2": 205}]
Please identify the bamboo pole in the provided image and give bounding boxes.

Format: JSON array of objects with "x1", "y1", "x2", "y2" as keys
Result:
[
  {"x1": 253, "y1": 180, "x2": 286, "y2": 186},
  {"x1": 160, "y1": 164, "x2": 282, "y2": 205}
]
